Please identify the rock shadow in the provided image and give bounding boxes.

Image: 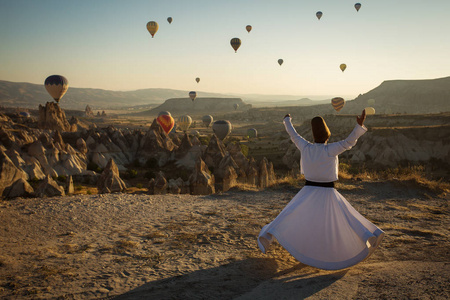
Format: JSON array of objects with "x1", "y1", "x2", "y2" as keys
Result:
[{"x1": 113, "y1": 258, "x2": 346, "y2": 300}]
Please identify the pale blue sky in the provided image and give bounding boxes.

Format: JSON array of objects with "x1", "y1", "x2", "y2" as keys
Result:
[{"x1": 1, "y1": 0, "x2": 449, "y2": 99}]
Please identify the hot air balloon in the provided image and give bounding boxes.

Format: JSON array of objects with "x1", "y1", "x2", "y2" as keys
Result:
[
  {"x1": 158, "y1": 111, "x2": 171, "y2": 117},
  {"x1": 212, "y1": 120, "x2": 232, "y2": 140},
  {"x1": 365, "y1": 107, "x2": 376, "y2": 115},
  {"x1": 230, "y1": 38, "x2": 241, "y2": 53},
  {"x1": 202, "y1": 115, "x2": 213, "y2": 128},
  {"x1": 44, "y1": 75, "x2": 69, "y2": 103},
  {"x1": 354, "y1": 3, "x2": 361, "y2": 12},
  {"x1": 167, "y1": 17, "x2": 173, "y2": 24},
  {"x1": 233, "y1": 103, "x2": 239, "y2": 110},
  {"x1": 340, "y1": 64, "x2": 347, "y2": 72},
  {"x1": 278, "y1": 59, "x2": 283, "y2": 66},
  {"x1": 189, "y1": 91, "x2": 197, "y2": 102},
  {"x1": 316, "y1": 11, "x2": 323, "y2": 20},
  {"x1": 246, "y1": 25, "x2": 252, "y2": 33},
  {"x1": 19, "y1": 112, "x2": 31, "y2": 118},
  {"x1": 195, "y1": 77, "x2": 200, "y2": 83},
  {"x1": 331, "y1": 97, "x2": 345, "y2": 112},
  {"x1": 367, "y1": 99, "x2": 376, "y2": 106},
  {"x1": 178, "y1": 115, "x2": 192, "y2": 132},
  {"x1": 247, "y1": 128, "x2": 257, "y2": 138},
  {"x1": 156, "y1": 114, "x2": 175, "y2": 134},
  {"x1": 146, "y1": 21, "x2": 159, "y2": 38}
]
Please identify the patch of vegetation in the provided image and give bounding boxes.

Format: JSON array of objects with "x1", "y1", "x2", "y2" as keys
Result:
[
  {"x1": 198, "y1": 135, "x2": 210, "y2": 146},
  {"x1": 87, "y1": 162, "x2": 102, "y2": 173}
]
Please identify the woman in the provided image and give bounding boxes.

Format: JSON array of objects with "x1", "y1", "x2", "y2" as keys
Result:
[{"x1": 258, "y1": 111, "x2": 384, "y2": 270}]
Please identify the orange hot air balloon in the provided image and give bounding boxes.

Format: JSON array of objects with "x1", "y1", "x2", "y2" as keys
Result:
[
  {"x1": 331, "y1": 97, "x2": 345, "y2": 112},
  {"x1": 156, "y1": 114, "x2": 175, "y2": 134}
]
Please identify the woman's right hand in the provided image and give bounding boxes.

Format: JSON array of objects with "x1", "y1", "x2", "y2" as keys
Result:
[{"x1": 284, "y1": 114, "x2": 291, "y2": 119}]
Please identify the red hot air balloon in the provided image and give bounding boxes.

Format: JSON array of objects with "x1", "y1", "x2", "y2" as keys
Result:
[{"x1": 156, "y1": 114, "x2": 175, "y2": 134}]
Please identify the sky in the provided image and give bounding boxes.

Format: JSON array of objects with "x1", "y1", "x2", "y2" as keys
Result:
[{"x1": 1, "y1": 0, "x2": 449, "y2": 100}]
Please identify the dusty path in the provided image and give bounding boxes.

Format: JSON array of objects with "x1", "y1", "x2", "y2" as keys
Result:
[{"x1": 0, "y1": 181, "x2": 448, "y2": 299}]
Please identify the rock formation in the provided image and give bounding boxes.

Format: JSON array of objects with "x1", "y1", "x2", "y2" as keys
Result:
[
  {"x1": 0, "y1": 151, "x2": 29, "y2": 195},
  {"x1": 2, "y1": 178, "x2": 34, "y2": 199},
  {"x1": 34, "y1": 175, "x2": 65, "y2": 197},
  {"x1": 189, "y1": 157, "x2": 215, "y2": 195},
  {"x1": 38, "y1": 102, "x2": 75, "y2": 132},
  {"x1": 97, "y1": 158, "x2": 127, "y2": 193}
]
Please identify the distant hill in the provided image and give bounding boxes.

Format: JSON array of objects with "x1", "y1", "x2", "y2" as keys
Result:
[
  {"x1": 137, "y1": 98, "x2": 252, "y2": 117},
  {"x1": 245, "y1": 98, "x2": 330, "y2": 108},
  {"x1": 0, "y1": 76, "x2": 449, "y2": 113},
  {"x1": 0, "y1": 80, "x2": 237, "y2": 110},
  {"x1": 348, "y1": 76, "x2": 450, "y2": 114}
]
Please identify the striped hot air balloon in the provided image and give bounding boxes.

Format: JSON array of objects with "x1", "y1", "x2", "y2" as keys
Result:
[
  {"x1": 178, "y1": 115, "x2": 192, "y2": 132},
  {"x1": 44, "y1": 75, "x2": 69, "y2": 103},
  {"x1": 156, "y1": 114, "x2": 175, "y2": 134},
  {"x1": 230, "y1": 38, "x2": 241, "y2": 53},
  {"x1": 331, "y1": 97, "x2": 345, "y2": 112}
]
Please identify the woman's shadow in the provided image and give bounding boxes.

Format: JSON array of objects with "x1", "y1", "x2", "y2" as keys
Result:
[{"x1": 113, "y1": 258, "x2": 348, "y2": 299}]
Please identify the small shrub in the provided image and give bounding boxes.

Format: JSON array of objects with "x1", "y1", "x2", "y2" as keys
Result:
[
  {"x1": 199, "y1": 136, "x2": 210, "y2": 146},
  {"x1": 240, "y1": 144, "x2": 249, "y2": 157},
  {"x1": 56, "y1": 175, "x2": 66, "y2": 183}
]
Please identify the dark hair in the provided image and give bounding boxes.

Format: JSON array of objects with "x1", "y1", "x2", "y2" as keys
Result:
[{"x1": 311, "y1": 116, "x2": 331, "y2": 143}]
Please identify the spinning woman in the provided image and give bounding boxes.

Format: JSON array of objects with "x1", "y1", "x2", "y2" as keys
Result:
[{"x1": 258, "y1": 111, "x2": 384, "y2": 270}]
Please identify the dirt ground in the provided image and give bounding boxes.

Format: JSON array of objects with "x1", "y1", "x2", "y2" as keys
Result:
[{"x1": 0, "y1": 180, "x2": 449, "y2": 299}]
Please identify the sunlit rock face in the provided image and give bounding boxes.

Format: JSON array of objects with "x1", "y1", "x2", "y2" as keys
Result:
[{"x1": 38, "y1": 102, "x2": 74, "y2": 132}]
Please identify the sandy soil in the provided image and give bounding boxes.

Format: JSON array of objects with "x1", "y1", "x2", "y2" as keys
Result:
[{"x1": 0, "y1": 180, "x2": 448, "y2": 299}]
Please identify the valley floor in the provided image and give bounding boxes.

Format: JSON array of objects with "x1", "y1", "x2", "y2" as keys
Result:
[{"x1": 0, "y1": 180, "x2": 448, "y2": 299}]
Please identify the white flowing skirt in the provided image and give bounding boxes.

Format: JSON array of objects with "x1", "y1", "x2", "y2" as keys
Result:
[{"x1": 258, "y1": 186, "x2": 384, "y2": 270}]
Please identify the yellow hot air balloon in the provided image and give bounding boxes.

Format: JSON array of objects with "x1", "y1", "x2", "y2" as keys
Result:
[
  {"x1": 195, "y1": 77, "x2": 200, "y2": 83},
  {"x1": 146, "y1": 21, "x2": 159, "y2": 38},
  {"x1": 178, "y1": 115, "x2": 192, "y2": 132},
  {"x1": 246, "y1": 25, "x2": 252, "y2": 33},
  {"x1": 365, "y1": 107, "x2": 376, "y2": 115},
  {"x1": 340, "y1": 64, "x2": 347, "y2": 72},
  {"x1": 230, "y1": 38, "x2": 241, "y2": 53},
  {"x1": 331, "y1": 97, "x2": 345, "y2": 112}
]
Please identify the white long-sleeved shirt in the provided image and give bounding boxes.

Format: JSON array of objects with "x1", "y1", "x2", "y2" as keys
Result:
[{"x1": 283, "y1": 117, "x2": 367, "y2": 182}]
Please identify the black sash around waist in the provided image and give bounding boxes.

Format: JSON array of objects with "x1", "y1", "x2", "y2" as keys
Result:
[{"x1": 305, "y1": 180, "x2": 335, "y2": 188}]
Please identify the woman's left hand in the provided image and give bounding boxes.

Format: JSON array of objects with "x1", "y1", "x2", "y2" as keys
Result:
[{"x1": 357, "y1": 110, "x2": 366, "y2": 126}]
